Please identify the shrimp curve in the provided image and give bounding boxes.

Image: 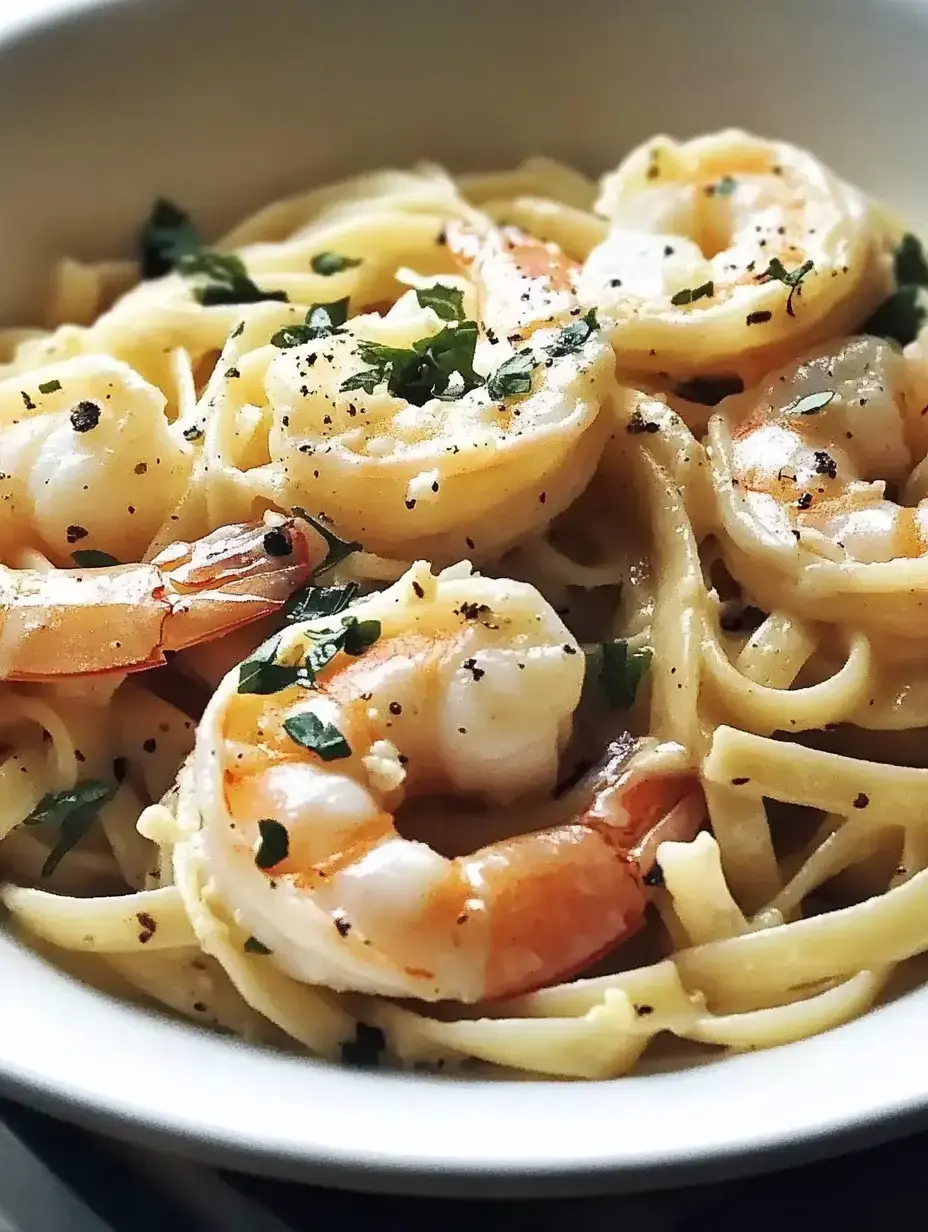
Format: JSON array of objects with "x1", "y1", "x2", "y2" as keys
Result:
[
  {"x1": 195, "y1": 562, "x2": 702, "y2": 1003},
  {"x1": 707, "y1": 335, "x2": 928, "y2": 634},
  {"x1": 260, "y1": 222, "x2": 615, "y2": 565},
  {"x1": 579, "y1": 129, "x2": 884, "y2": 387},
  {"x1": 0, "y1": 515, "x2": 326, "y2": 681}
]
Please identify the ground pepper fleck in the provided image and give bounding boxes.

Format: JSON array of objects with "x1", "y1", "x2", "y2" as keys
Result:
[{"x1": 70, "y1": 401, "x2": 101, "y2": 432}]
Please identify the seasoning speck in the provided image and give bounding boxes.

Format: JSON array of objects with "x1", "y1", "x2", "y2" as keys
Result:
[{"x1": 70, "y1": 401, "x2": 101, "y2": 432}]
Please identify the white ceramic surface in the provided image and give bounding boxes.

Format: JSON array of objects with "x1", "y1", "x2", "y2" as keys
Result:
[{"x1": 2, "y1": 0, "x2": 928, "y2": 1197}]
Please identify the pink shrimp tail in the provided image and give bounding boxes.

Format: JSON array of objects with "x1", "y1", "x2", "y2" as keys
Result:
[{"x1": 0, "y1": 516, "x2": 327, "y2": 682}]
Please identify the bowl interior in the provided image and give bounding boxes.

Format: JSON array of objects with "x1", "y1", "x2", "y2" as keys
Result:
[{"x1": 2, "y1": 0, "x2": 928, "y2": 1196}]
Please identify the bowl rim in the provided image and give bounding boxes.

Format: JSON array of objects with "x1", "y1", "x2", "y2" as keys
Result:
[
  {"x1": 2, "y1": 930, "x2": 928, "y2": 1196},
  {"x1": 3, "y1": 0, "x2": 928, "y2": 1199}
]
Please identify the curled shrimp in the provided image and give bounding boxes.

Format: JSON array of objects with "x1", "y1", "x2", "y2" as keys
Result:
[
  {"x1": 258, "y1": 222, "x2": 615, "y2": 565},
  {"x1": 0, "y1": 354, "x2": 190, "y2": 567},
  {"x1": 0, "y1": 515, "x2": 326, "y2": 682},
  {"x1": 708, "y1": 335, "x2": 928, "y2": 632},
  {"x1": 579, "y1": 130, "x2": 885, "y2": 387},
  {"x1": 194, "y1": 562, "x2": 702, "y2": 1003}
]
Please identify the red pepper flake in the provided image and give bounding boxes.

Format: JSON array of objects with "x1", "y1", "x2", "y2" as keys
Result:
[
  {"x1": 136, "y1": 911, "x2": 157, "y2": 944},
  {"x1": 66, "y1": 525, "x2": 88, "y2": 543},
  {"x1": 746, "y1": 310, "x2": 772, "y2": 325},
  {"x1": 853, "y1": 792, "x2": 869, "y2": 809}
]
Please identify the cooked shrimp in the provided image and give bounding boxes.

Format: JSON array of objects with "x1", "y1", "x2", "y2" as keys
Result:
[
  {"x1": 579, "y1": 130, "x2": 884, "y2": 386},
  {"x1": 195, "y1": 563, "x2": 702, "y2": 1002},
  {"x1": 0, "y1": 354, "x2": 190, "y2": 567},
  {"x1": 711, "y1": 337, "x2": 913, "y2": 562},
  {"x1": 705, "y1": 336, "x2": 928, "y2": 636},
  {"x1": 258, "y1": 223, "x2": 615, "y2": 565},
  {"x1": 0, "y1": 515, "x2": 326, "y2": 682}
]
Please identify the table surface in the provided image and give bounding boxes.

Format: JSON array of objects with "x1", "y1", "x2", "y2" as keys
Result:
[{"x1": 1, "y1": 1094, "x2": 926, "y2": 1230}]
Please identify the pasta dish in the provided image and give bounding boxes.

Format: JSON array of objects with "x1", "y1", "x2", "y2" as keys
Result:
[{"x1": 1, "y1": 129, "x2": 926, "y2": 1079}]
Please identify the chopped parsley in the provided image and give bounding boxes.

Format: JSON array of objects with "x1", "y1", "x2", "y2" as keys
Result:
[
  {"x1": 270, "y1": 299, "x2": 350, "y2": 348},
  {"x1": 179, "y1": 250, "x2": 288, "y2": 307},
  {"x1": 254, "y1": 819, "x2": 289, "y2": 870},
  {"x1": 292, "y1": 509, "x2": 361, "y2": 574},
  {"x1": 138, "y1": 199, "x2": 201, "y2": 279},
  {"x1": 237, "y1": 634, "x2": 304, "y2": 695},
  {"x1": 589, "y1": 641, "x2": 653, "y2": 709},
  {"x1": 415, "y1": 284, "x2": 465, "y2": 322},
  {"x1": 860, "y1": 233, "x2": 928, "y2": 345},
  {"x1": 893, "y1": 233, "x2": 928, "y2": 288},
  {"x1": 670, "y1": 282, "x2": 714, "y2": 307},
  {"x1": 786, "y1": 390, "x2": 835, "y2": 416},
  {"x1": 544, "y1": 308, "x2": 599, "y2": 356},
  {"x1": 24, "y1": 780, "x2": 118, "y2": 877},
  {"x1": 340, "y1": 321, "x2": 481, "y2": 405},
  {"x1": 311, "y1": 251, "x2": 363, "y2": 276},
  {"x1": 283, "y1": 712, "x2": 352, "y2": 761},
  {"x1": 282, "y1": 581, "x2": 360, "y2": 624},
  {"x1": 487, "y1": 350, "x2": 538, "y2": 399},
  {"x1": 861, "y1": 285, "x2": 927, "y2": 346},
  {"x1": 38, "y1": 379, "x2": 62, "y2": 395},
  {"x1": 303, "y1": 615, "x2": 381, "y2": 684},
  {"x1": 759, "y1": 257, "x2": 814, "y2": 317},
  {"x1": 71, "y1": 550, "x2": 120, "y2": 567}
]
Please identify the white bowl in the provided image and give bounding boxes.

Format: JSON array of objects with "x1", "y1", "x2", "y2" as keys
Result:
[{"x1": 2, "y1": 0, "x2": 928, "y2": 1198}]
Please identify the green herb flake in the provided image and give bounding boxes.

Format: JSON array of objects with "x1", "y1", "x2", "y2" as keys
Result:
[
  {"x1": 237, "y1": 634, "x2": 302, "y2": 695},
  {"x1": 596, "y1": 641, "x2": 653, "y2": 710},
  {"x1": 71, "y1": 549, "x2": 120, "y2": 568},
  {"x1": 415, "y1": 284, "x2": 465, "y2": 322},
  {"x1": 340, "y1": 616, "x2": 381, "y2": 656},
  {"x1": 283, "y1": 712, "x2": 352, "y2": 761},
  {"x1": 341, "y1": 320, "x2": 482, "y2": 405},
  {"x1": 893, "y1": 233, "x2": 928, "y2": 288},
  {"x1": 301, "y1": 613, "x2": 380, "y2": 684},
  {"x1": 292, "y1": 509, "x2": 362, "y2": 575},
  {"x1": 786, "y1": 390, "x2": 836, "y2": 417},
  {"x1": 487, "y1": 351, "x2": 538, "y2": 400},
  {"x1": 861, "y1": 285, "x2": 928, "y2": 346},
  {"x1": 670, "y1": 282, "x2": 714, "y2": 307},
  {"x1": 254, "y1": 819, "x2": 290, "y2": 870},
  {"x1": 24, "y1": 780, "x2": 118, "y2": 877},
  {"x1": 311, "y1": 251, "x2": 363, "y2": 276},
  {"x1": 271, "y1": 299, "x2": 350, "y2": 348},
  {"x1": 544, "y1": 308, "x2": 599, "y2": 357},
  {"x1": 139, "y1": 199, "x2": 202, "y2": 279},
  {"x1": 179, "y1": 250, "x2": 288, "y2": 307},
  {"x1": 38, "y1": 379, "x2": 62, "y2": 395},
  {"x1": 243, "y1": 936, "x2": 273, "y2": 955},
  {"x1": 759, "y1": 257, "x2": 814, "y2": 317},
  {"x1": 282, "y1": 582, "x2": 360, "y2": 624}
]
